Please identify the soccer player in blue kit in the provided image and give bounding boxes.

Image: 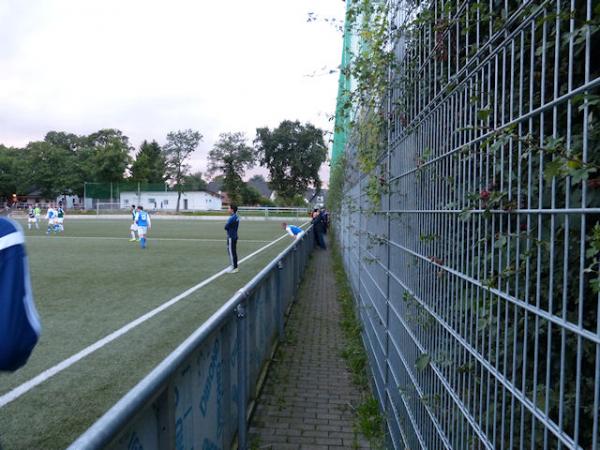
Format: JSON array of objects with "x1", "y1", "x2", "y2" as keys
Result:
[
  {"x1": 135, "y1": 206, "x2": 151, "y2": 249},
  {"x1": 282, "y1": 222, "x2": 304, "y2": 240},
  {"x1": 0, "y1": 215, "x2": 41, "y2": 371}
]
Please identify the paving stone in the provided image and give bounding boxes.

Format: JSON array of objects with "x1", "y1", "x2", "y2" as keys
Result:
[{"x1": 249, "y1": 250, "x2": 374, "y2": 449}]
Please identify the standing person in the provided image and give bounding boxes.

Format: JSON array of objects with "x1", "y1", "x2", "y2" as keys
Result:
[
  {"x1": 135, "y1": 206, "x2": 151, "y2": 249},
  {"x1": 129, "y1": 204, "x2": 138, "y2": 242},
  {"x1": 321, "y1": 208, "x2": 329, "y2": 235},
  {"x1": 282, "y1": 222, "x2": 304, "y2": 240},
  {"x1": 45, "y1": 205, "x2": 58, "y2": 235},
  {"x1": 225, "y1": 205, "x2": 239, "y2": 273},
  {"x1": 312, "y1": 209, "x2": 326, "y2": 249},
  {"x1": 56, "y1": 205, "x2": 65, "y2": 232},
  {"x1": 0, "y1": 214, "x2": 42, "y2": 371},
  {"x1": 34, "y1": 204, "x2": 41, "y2": 226},
  {"x1": 27, "y1": 205, "x2": 37, "y2": 230}
]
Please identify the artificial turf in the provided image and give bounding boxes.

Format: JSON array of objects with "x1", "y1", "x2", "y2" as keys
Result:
[{"x1": 0, "y1": 217, "x2": 303, "y2": 450}]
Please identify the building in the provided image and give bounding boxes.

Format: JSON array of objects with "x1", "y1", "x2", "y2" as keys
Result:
[
  {"x1": 304, "y1": 189, "x2": 327, "y2": 208},
  {"x1": 120, "y1": 191, "x2": 222, "y2": 211}
]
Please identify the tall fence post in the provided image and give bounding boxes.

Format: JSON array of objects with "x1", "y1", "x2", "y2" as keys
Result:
[{"x1": 235, "y1": 302, "x2": 248, "y2": 450}]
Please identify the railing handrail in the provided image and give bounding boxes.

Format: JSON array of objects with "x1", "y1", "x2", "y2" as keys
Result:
[{"x1": 68, "y1": 225, "x2": 313, "y2": 450}]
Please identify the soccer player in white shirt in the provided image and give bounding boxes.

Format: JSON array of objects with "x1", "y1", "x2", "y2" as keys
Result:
[
  {"x1": 129, "y1": 205, "x2": 138, "y2": 241},
  {"x1": 27, "y1": 205, "x2": 37, "y2": 230},
  {"x1": 56, "y1": 206, "x2": 65, "y2": 232}
]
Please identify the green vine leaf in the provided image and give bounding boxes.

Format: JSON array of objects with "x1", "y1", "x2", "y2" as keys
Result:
[{"x1": 415, "y1": 353, "x2": 431, "y2": 372}]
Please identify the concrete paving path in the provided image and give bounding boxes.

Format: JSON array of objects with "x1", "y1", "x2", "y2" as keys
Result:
[{"x1": 249, "y1": 249, "x2": 373, "y2": 450}]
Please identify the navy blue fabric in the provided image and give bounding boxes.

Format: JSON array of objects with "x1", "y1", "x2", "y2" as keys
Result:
[
  {"x1": 0, "y1": 218, "x2": 40, "y2": 371},
  {"x1": 224, "y1": 213, "x2": 239, "y2": 239}
]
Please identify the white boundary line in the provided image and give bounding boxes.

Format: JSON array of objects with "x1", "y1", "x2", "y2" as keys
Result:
[
  {"x1": 26, "y1": 235, "x2": 272, "y2": 243},
  {"x1": 0, "y1": 226, "x2": 304, "y2": 408}
]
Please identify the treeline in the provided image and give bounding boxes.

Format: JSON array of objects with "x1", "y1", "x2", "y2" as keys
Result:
[{"x1": 0, "y1": 120, "x2": 328, "y2": 209}]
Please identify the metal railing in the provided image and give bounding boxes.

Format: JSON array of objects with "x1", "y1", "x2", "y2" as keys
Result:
[
  {"x1": 222, "y1": 206, "x2": 311, "y2": 219},
  {"x1": 338, "y1": 0, "x2": 600, "y2": 449},
  {"x1": 68, "y1": 228, "x2": 314, "y2": 449}
]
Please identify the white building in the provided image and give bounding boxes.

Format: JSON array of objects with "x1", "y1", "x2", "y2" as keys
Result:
[{"x1": 120, "y1": 191, "x2": 222, "y2": 211}]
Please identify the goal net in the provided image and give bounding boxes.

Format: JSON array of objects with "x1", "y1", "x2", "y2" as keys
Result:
[{"x1": 95, "y1": 202, "x2": 125, "y2": 214}]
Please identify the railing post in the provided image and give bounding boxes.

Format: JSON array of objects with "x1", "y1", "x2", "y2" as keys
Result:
[
  {"x1": 156, "y1": 381, "x2": 175, "y2": 449},
  {"x1": 221, "y1": 324, "x2": 233, "y2": 448},
  {"x1": 276, "y1": 261, "x2": 285, "y2": 338},
  {"x1": 293, "y1": 246, "x2": 299, "y2": 291},
  {"x1": 235, "y1": 303, "x2": 248, "y2": 450}
]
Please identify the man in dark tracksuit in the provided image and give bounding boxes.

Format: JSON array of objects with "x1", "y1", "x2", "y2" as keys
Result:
[
  {"x1": 225, "y1": 204, "x2": 240, "y2": 273},
  {"x1": 0, "y1": 216, "x2": 41, "y2": 371},
  {"x1": 312, "y1": 208, "x2": 326, "y2": 250}
]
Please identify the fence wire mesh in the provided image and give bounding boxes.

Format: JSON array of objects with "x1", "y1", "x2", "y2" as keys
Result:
[{"x1": 337, "y1": 0, "x2": 600, "y2": 448}]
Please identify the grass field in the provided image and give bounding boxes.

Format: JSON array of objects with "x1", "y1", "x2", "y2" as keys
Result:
[{"x1": 0, "y1": 217, "x2": 303, "y2": 450}]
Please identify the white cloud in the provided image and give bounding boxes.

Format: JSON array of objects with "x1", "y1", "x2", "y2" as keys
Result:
[{"x1": 0, "y1": 0, "x2": 344, "y2": 184}]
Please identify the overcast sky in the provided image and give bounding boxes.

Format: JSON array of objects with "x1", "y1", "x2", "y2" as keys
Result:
[{"x1": 0, "y1": 0, "x2": 345, "y2": 184}]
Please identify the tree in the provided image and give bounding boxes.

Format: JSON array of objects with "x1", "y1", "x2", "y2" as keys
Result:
[
  {"x1": 254, "y1": 120, "x2": 327, "y2": 203},
  {"x1": 44, "y1": 131, "x2": 83, "y2": 151},
  {"x1": 130, "y1": 140, "x2": 166, "y2": 184},
  {"x1": 43, "y1": 131, "x2": 92, "y2": 197},
  {"x1": 86, "y1": 129, "x2": 133, "y2": 183},
  {"x1": 182, "y1": 171, "x2": 207, "y2": 191},
  {"x1": 25, "y1": 141, "x2": 79, "y2": 199},
  {"x1": 240, "y1": 183, "x2": 261, "y2": 205},
  {"x1": 0, "y1": 145, "x2": 28, "y2": 201},
  {"x1": 207, "y1": 132, "x2": 255, "y2": 205},
  {"x1": 163, "y1": 129, "x2": 203, "y2": 212}
]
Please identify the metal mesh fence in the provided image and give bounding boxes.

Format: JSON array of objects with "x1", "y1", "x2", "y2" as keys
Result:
[
  {"x1": 337, "y1": 0, "x2": 600, "y2": 448},
  {"x1": 83, "y1": 182, "x2": 168, "y2": 209}
]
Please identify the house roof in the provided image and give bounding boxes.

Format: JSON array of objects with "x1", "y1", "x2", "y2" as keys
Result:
[
  {"x1": 247, "y1": 177, "x2": 272, "y2": 198},
  {"x1": 206, "y1": 181, "x2": 222, "y2": 194}
]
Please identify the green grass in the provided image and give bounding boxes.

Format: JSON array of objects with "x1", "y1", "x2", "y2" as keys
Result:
[
  {"x1": 330, "y1": 236, "x2": 385, "y2": 449},
  {"x1": 0, "y1": 218, "x2": 304, "y2": 450}
]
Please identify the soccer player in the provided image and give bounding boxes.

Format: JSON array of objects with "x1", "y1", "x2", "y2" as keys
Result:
[
  {"x1": 56, "y1": 205, "x2": 65, "y2": 232},
  {"x1": 27, "y1": 205, "x2": 37, "y2": 230},
  {"x1": 0, "y1": 215, "x2": 41, "y2": 371},
  {"x1": 135, "y1": 205, "x2": 151, "y2": 249},
  {"x1": 34, "y1": 204, "x2": 41, "y2": 226},
  {"x1": 129, "y1": 204, "x2": 138, "y2": 241},
  {"x1": 224, "y1": 204, "x2": 239, "y2": 273},
  {"x1": 45, "y1": 205, "x2": 58, "y2": 234},
  {"x1": 282, "y1": 222, "x2": 304, "y2": 240}
]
